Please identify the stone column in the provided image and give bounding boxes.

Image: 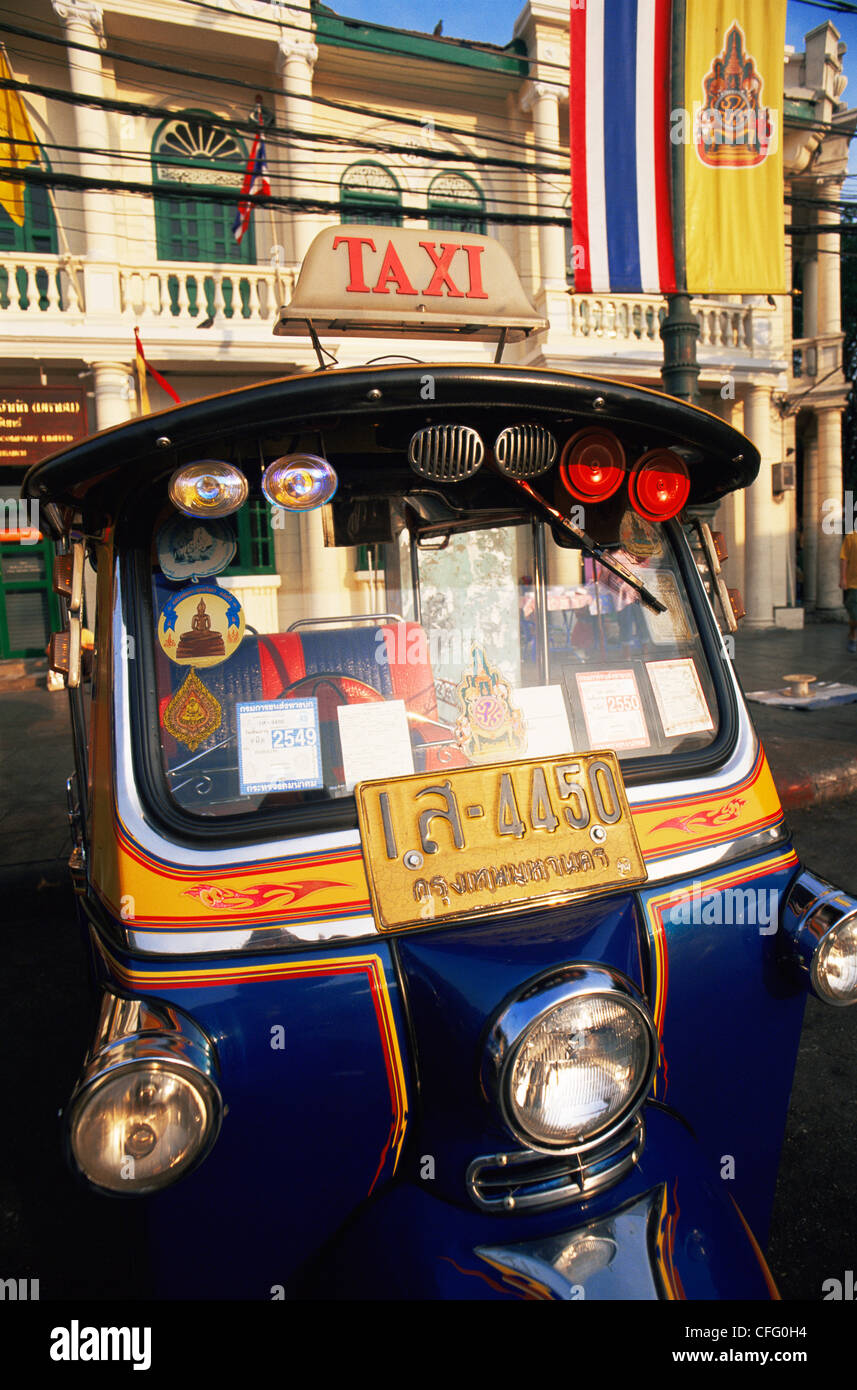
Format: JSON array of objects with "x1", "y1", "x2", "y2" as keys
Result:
[
  {"x1": 92, "y1": 363, "x2": 134, "y2": 430},
  {"x1": 52, "y1": 1, "x2": 120, "y2": 316},
  {"x1": 299, "y1": 508, "x2": 351, "y2": 618},
  {"x1": 816, "y1": 404, "x2": 845, "y2": 615},
  {"x1": 742, "y1": 385, "x2": 776, "y2": 627},
  {"x1": 520, "y1": 83, "x2": 567, "y2": 291},
  {"x1": 802, "y1": 428, "x2": 819, "y2": 609},
  {"x1": 816, "y1": 193, "x2": 842, "y2": 339},
  {"x1": 802, "y1": 256, "x2": 818, "y2": 341},
  {"x1": 277, "y1": 36, "x2": 319, "y2": 267}
]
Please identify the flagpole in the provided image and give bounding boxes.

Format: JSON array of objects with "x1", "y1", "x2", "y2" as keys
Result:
[
  {"x1": 0, "y1": 43, "x2": 84, "y2": 313},
  {"x1": 660, "y1": 0, "x2": 700, "y2": 403}
]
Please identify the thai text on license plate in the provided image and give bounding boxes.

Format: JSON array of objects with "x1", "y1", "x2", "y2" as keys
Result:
[{"x1": 355, "y1": 751, "x2": 647, "y2": 932}]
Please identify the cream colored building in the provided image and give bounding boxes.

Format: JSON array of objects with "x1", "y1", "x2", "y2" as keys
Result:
[{"x1": 0, "y1": 0, "x2": 853, "y2": 657}]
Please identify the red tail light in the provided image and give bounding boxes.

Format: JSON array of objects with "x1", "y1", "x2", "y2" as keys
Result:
[
  {"x1": 628, "y1": 450, "x2": 690, "y2": 521},
  {"x1": 559, "y1": 428, "x2": 626, "y2": 503}
]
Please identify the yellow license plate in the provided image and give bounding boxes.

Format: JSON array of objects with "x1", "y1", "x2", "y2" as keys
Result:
[{"x1": 355, "y1": 751, "x2": 647, "y2": 933}]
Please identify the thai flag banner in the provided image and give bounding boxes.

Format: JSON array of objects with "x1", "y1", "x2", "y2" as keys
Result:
[
  {"x1": 233, "y1": 130, "x2": 271, "y2": 245},
  {"x1": 569, "y1": 0, "x2": 676, "y2": 294}
]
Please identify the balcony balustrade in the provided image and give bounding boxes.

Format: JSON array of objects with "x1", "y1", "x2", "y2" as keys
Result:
[
  {"x1": 0, "y1": 253, "x2": 782, "y2": 378},
  {"x1": 567, "y1": 293, "x2": 758, "y2": 352}
]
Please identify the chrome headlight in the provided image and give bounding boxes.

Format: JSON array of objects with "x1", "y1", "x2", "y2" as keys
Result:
[
  {"x1": 813, "y1": 918, "x2": 857, "y2": 1003},
  {"x1": 484, "y1": 966, "x2": 657, "y2": 1152},
  {"x1": 67, "y1": 991, "x2": 222, "y2": 1194},
  {"x1": 783, "y1": 871, "x2": 857, "y2": 1007}
]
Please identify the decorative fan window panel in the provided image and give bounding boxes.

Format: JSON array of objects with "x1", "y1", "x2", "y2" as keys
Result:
[
  {"x1": 340, "y1": 163, "x2": 402, "y2": 226},
  {"x1": 427, "y1": 172, "x2": 486, "y2": 234},
  {"x1": 152, "y1": 113, "x2": 255, "y2": 265}
]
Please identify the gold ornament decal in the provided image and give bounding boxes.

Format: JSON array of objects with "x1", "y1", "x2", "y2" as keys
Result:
[
  {"x1": 454, "y1": 645, "x2": 526, "y2": 764},
  {"x1": 163, "y1": 668, "x2": 223, "y2": 751},
  {"x1": 157, "y1": 582, "x2": 244, "y2": 668},
  {"x1": 695, "y1": 22, "x2": 775, "y2": 169}
]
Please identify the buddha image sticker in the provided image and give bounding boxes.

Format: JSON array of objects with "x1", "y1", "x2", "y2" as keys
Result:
[
  {"x1": 157, "y1": 583, "x2": 244, "y2": 668},
  {"x1": 237, "y1": 699, "x2": 322, "y2": 794}
]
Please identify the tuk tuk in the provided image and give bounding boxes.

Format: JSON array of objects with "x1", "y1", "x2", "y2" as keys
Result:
[{"x1": 24, "y1": 227, "x2": 857, "y2": 1301}]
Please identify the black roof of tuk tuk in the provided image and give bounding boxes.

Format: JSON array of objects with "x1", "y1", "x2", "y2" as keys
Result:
[{"x1": 22, "y1": 363, "x2": 760, "y2": 525}]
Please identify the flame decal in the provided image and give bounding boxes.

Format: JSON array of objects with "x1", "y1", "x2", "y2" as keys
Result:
[
  {"x1": 182, "y1": 880, "x2": 340, "y2": 911},
  {"x1": 653, "y1": 797, "x2": 746, "y2": 835}
]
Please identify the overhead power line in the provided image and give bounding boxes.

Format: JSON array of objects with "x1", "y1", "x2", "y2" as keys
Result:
[
  {"x1": 0, "y1": 162, "x2": 571, "y2": 227},
  {"x1": 0, "y1": 73, "x2": 569, "y2": 179}
]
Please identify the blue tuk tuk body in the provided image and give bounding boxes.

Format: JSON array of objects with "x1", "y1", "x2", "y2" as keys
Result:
[{"x1": 26, "y1": 328, "x2": 856, "y2": 1300}]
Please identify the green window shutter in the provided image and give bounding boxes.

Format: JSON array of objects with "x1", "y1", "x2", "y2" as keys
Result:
[
  {"x1": 427, "y1": 172, "x2": 486, "y2": 236},
  {"x1": 340, "y1": 162, "x2": 402, "y2": 227},
  {"x1": 0, "y1": 166, "x2": 58, "y2": 254},
  {"x1": 224, "y1": 500, "x2": 275, "y2": 576}
]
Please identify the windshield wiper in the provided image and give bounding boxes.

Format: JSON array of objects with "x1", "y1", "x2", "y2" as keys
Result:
[{"x1": 510, "y1": 477, "x2": 667, "y2": 615}]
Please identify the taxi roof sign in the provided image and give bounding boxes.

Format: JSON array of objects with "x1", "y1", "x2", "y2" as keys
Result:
[{"x1": 274, "y1": 225, "x2": 547, "y2": 342}]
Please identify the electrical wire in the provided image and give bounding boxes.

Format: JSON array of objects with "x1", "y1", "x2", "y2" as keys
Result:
[
  {"x1": 0, "y1": 71, "x2": 570, "y2": 181},
  {"x1": 0, "y1": 162, "x2": 572, "y2": 226}
]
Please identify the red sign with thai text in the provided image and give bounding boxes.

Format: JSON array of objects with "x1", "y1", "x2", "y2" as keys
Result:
[{"x1": 0, "y1": 387, "x2": 88, "y2": 468}]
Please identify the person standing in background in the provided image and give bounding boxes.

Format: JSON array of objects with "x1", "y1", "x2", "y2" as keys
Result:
[{"x1": 840, "y1": 528, "x2": 857, "y2": 653}]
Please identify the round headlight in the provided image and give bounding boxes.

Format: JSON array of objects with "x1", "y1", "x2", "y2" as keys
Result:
[
  {"x1": 69, "y1": 1062, "x2": 221, "y2": 1194},
  {"x1": 487, "y1": 968, "x2": 657, "y2": 1152},
  {"x1": 813, "y1": 917, "x2": 857, "y2": 1005}
]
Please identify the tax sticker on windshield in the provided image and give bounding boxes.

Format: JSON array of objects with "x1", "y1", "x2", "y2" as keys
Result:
[
  {"x1": 646, "y1": 658, "x2": 714, "y2": 738},
  {"x1": 338, "y1": 700, "x2": 414, "y2": 792},
  {"x1": 575, "y1": 669, "x2": 649, "y2": 752},
  {"x1": 237, "y1": 698, "x2": 322, "y2": 794}
]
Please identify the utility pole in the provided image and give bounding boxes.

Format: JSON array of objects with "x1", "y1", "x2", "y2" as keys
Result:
[{"x1": 660, "y1": 0, "x2": 700, "y2": 403}]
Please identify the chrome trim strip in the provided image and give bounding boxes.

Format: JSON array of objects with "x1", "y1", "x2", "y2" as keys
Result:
[
  {"x1": 637, "y1": 821, "x2": 791, "y2": 886},
  {"x1": 122, "y1": 913, "x2": 380, "y2": 956},
  {"x1": 467, "y1": 1115, "x2": 645, "y2": 1214}
]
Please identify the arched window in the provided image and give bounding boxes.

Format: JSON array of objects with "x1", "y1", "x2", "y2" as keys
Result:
[
  {"x1": 427, "y1": 172, "x2": 485, "y2": 234},
  {"x1": 340, "y1": 163, "x2": 402, "y2": 226},
  {"x1": 152, "y1": 112, "x2": 254, "y2": 263}
]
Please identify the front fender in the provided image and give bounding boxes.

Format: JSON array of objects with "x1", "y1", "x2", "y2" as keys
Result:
[{"x1": 296, "y1": 1105, "x2": 777, "y2": 1300}]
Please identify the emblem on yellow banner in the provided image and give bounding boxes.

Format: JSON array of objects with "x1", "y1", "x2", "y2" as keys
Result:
[
  {"x1": 696, "y1": 22, "x2": 775, "y2": 169},
  {"x1": 163, "y1": 668, "x2": 223, "y2": 751}
]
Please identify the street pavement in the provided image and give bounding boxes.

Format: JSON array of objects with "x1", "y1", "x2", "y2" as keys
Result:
[{"x1": 2, "y1": 621, "x2": 857, "y2": 1300}]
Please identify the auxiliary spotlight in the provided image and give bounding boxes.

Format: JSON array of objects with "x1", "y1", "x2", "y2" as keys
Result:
[
  {"x1": 168, "y1": 461, "x2": 249, "y2": 518},
  {"x1": 261, "y1": 454, "x2": 339, "y2": 511}
]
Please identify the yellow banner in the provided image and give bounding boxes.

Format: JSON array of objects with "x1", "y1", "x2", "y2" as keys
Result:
[
  {"x1": 0, "y1": 50, "x2": 39, "y2": 226},
  {"x1": 684, "y1": 1, "x2": 786, "y2": 294}
]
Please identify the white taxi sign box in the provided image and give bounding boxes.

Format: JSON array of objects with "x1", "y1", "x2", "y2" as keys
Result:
[{"x1": 274, "y1": 225, "x2": 547, "y2": 341}]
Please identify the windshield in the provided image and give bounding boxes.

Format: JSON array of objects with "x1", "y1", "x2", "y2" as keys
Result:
[{"x1": 146, "y1": 492, "x2": 720, "y2": 821}]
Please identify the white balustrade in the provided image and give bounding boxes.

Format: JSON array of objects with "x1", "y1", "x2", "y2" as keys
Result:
[
  {"x1": 118, "y1": 260, "x2": 294, "y2": 327},
  {"x1": 567, "y1": 292, "x2": 759, "y2": 356},
  {"x1": 0, "y1": 253, "x2": 84, "y2": 315}
]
